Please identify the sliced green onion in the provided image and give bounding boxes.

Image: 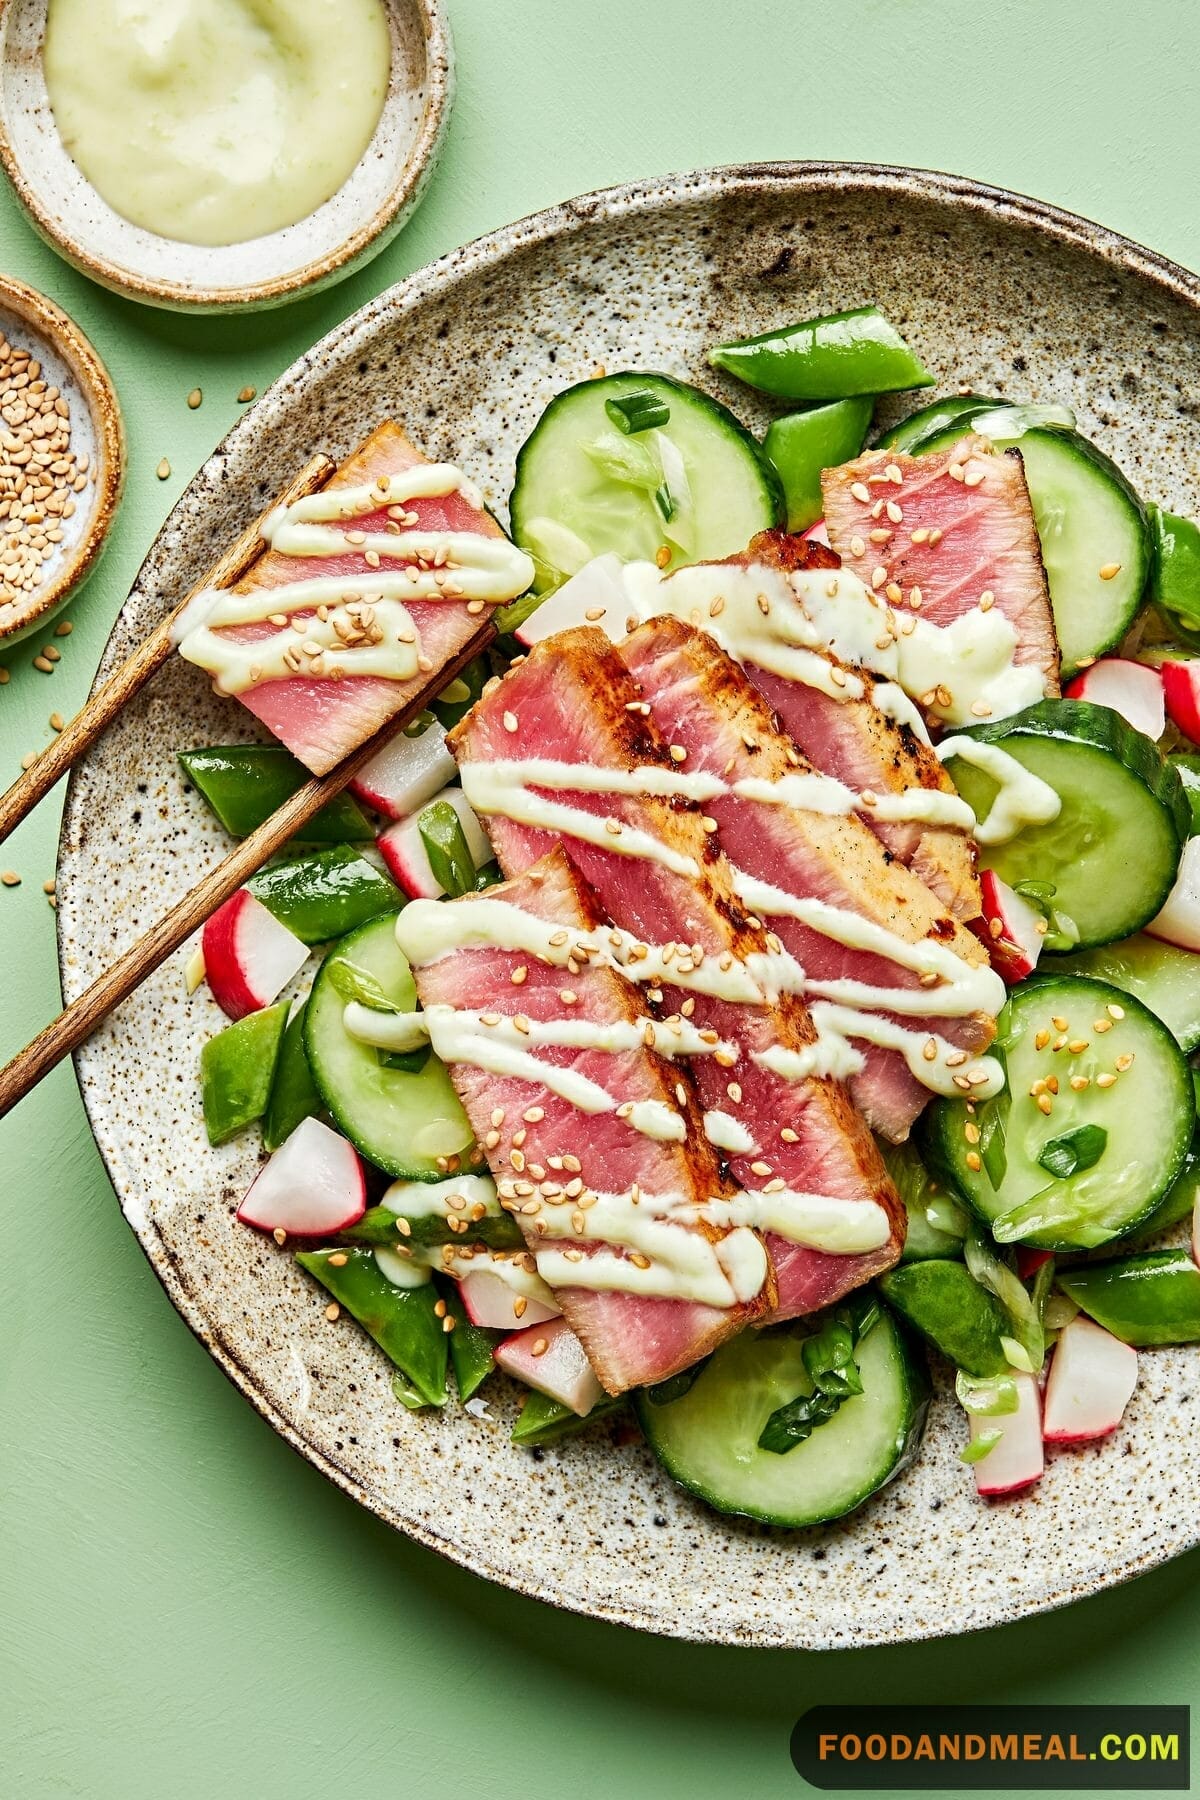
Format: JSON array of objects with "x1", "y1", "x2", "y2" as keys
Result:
[
  {"x1": 960, "y1": 1429, "x2": 1003, "y2": 1464},
  {"x1": 326, "y1": 957, "x2": 401, "y2": 1014},
  {"x1": 604, "y1": 389, "x2": 671, "y2": 435},
  {"x1": 1000, "y1": 1334, "x2": 1037, "y2": 1373},
  {"x1": 955, "y1": 1369, "x2": 1019, "y2": 1416},
  {"x1": 1038, "y1": 1123, "x2": 1108, "y2": 1180},
  {"x1": 418, "y1": 800, "x2": 476, "y2": 898},
  {"x1": 1043, "y1": 1292, "x2": 1080, "y2": 1330},
  {"x1": 583, "y1": 430, "x2": 661, "y2": 490},
  {"x1": 965, "y1": 1225, "x2": 1045, "y2": 1371},
  {"x1": 979, "y1": 1103, "x2": 1008, "y2": 1191},
  {"x1": 654, "y1": 481, "x2": 677, "y2": 524},
  {"x1": 924, "y1": 1194, "x2": 969, "y2": 1239}
]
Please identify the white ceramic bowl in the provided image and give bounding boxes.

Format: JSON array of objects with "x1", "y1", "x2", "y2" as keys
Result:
[{"x1": 0, "y1": 0, "x2": 453, "y2": 311}]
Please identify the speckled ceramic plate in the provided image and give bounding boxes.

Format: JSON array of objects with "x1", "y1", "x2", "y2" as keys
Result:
[{"x1": 58, "y1": 165, "x2": 1200, "y2": 1649}]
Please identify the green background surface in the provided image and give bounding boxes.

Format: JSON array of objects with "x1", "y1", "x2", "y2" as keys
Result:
[{"x1": 1, "y1": 2, "x2": 1197, "y2": 1795}]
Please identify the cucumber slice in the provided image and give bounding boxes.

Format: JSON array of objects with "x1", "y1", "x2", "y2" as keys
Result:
[
  {"x1": 924, "y1": 976, "x2": 1194, "y2": 1251},
  {"x1": 509, "y1": 372, "x2": 782, "y2": 586},
  {"x1": 1132, "y1": 1140, "x2": 1200, "y2": 1240},
  {"x1": 874, "y1": 393, "x2": 1000, "y2": 454},
  {"x1": 1051, "y1": 932, "x2": 1200, "y2": 1053},
  {"x1": 878, "y1": 1138, "x2": 967, "y2": 1261},
  {"x1": 911, "y1": 415, "x2": 1149, "y2": 675},
  {"x1": 305, "y1": 913, "x2": 474, "y2": 1180},
  {"x1": 635, "y1": 1308, "x2": 929, "y2": 1528},
  {"x1": 943, "y1": 700, "x2": 1187, "y2": 949}
]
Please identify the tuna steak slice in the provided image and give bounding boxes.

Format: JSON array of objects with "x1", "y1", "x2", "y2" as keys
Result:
[
  {"x1": 709, "y1": 530, "x2": 981, "y2": 922},
  {"x1": 404, "y1": 849, "x2": 769, "y2": 1393},
  {"x1": 619, "y1": 617, "x2": 1001, "y2": 1143},
  {"x1": 181, "y1": 422, "x2": 517, "y2": 775},
  {"x1": 449, "y1": 629, "x2": 905, "y2": 1319},
  {"x1": 821, "y1": 434, "x2": 1061, "y2": 704}
]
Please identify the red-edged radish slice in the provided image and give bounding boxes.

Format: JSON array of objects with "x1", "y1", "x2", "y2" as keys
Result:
[
  {"x1": 801, "y1": 519, "x2": 830, "y2": 547},
  {"x1": 202, "y1": 889, "x2": 308, "y2": 1020},
  {"x1": 514, "y1": 553, "x2": 628, "y2": 649},
  {"x1": 1016, "y1": 1246, "x2": 1054, "y2": 1280},
  {"x1": 458, "y1": 1267, "x2": 560, "y2": 1331},
  {"x1": 1147, "y1": 837, "x2": 1200, "y2": 953},
  {"x1": 1042, "y1": 1316, "x2": 1138, "y2": 1442},
  {"x1": 377, "y1": 789, "x2": 492, "y2": 899},
  {"x1": 977, "y1": 870, "x2": 1044, "y2": 983},
  {"x1": 1162, "y1": 659, "x2": 1200, "y2": 745},
  {"x1": 350, "y1": 721, "x2": 454, "y2": 821},
  {"x1": 495, "y1": 1317, "x2": 603, "y2": 1416},
  {"x1": 969, "y1": 1372, "x2": 1044, "y2": 1496},
  {"x1": 1065, "y1": 657, "x2": 1165, "y2": 740},
  {"x1": 237, "y1": 1117, "x2": 366, "y2": 1237}
]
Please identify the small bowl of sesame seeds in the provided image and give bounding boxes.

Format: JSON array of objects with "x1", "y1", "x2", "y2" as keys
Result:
[{"x1": 0, "y1": 272, "x2": 123, "y2": 649}]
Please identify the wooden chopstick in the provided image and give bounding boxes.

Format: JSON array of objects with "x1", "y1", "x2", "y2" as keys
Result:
[
  {"x1": 0, "y1": 620, "x2": 496, "y2": 1119},
  {"x1": 0, "y1": 452, "x2": 336, "y2": 847}
]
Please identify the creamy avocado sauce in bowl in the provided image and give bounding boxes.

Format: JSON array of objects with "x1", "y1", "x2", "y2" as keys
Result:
[{"x1": 0, "y1": 0, "x2": 453, "y2": 308}]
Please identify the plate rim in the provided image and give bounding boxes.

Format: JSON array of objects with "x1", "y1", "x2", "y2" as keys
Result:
[{"x1": 59, "y1": 160, "x2": 1200, "y2": 1649}]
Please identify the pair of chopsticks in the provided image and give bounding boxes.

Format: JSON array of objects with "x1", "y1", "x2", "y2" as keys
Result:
[{"x1": 0, "y1": 451, "x2": 495, "y2": 1119}]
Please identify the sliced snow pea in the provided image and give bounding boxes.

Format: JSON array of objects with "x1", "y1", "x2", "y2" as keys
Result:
[
  {"x1": 418, "y1": 800, "x2": 477, "y2": 898},
  {"x1": 1168, "y1": 754, "x2": 1200, "y2": 835},
  {"x1": 878, "y1": 1259, "x2": 1011, "y2": 1378},
  {"x1": 296, "y1": 1247, "x2": 449, "y2": 1405},
  {"x1": 435, "y1": 1279, "x2": 499, "y2": 1402},
  {"x1": 262, "y1": 1002, "x2": 321, "y2": 1153},
  {"x1": 247, "y1": 845, "x2": 401, "y2": 944},
  {"x1": 1058, "y1": 1249, "x2": 1200, "y2": 1346},
  {"x1": 200, "y1": 1001, "x2": 288, "y2": 1146},
  {"x1": 708, "y1": 305, "x2": 933, "y2": 402},
  {"x1": 1148, "y1": 507, "x2": 1200, "y2": 649},
  {"x1": 431, "y1": 655, "x2": 490, "y2": 732},
  {"x1": 880, "y1": 1138, "x2": 967, "y2": 1262},
  {"x1": 179, "y1": 745, "x2": 371, "y2": 843},
  {"x1": 511, "y1": 1388, "x2": 624, "y2": 1447},
  {"x1": 764, "y1": 397, "x2": 873, "y2": 530},
  {"x1": 340, "y1": 1203, "x2": 523, "y2": 1253}
]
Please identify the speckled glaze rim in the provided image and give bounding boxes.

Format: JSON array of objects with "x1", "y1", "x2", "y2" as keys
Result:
[
  {"x1": 0, "y1": 270, "x2": 123, "y2": 643},
  {"x1": 0, "y1": 0, "x2": 454, "y2": 310},
  {"x1": 63, "y1": 163, "x2": 1200, "y2": 1648}
]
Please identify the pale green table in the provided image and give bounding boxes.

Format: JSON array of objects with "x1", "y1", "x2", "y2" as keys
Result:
[{"x1": 2, "y1": 3, "x2": 1198, "y2": 1796}]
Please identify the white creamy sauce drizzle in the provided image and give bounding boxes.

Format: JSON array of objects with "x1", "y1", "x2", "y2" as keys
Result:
[
  {"x1": 380, "y1": 1173, "x2": 499, "y2": 1221},
  {"x1": 685, "y1": 1188, "x2": 893, "y2": 1256},
  {"x1": 702, "y1": 1109, "x2": 756, "y2": 1154},
  {"x1": 622, "y1": 560, "x2": 1045, "y2": 728},
  {"x1": 530, "y1": 1191, "x2": 767, "y2": 1307},
  {"x1": 462, "y1": 762, "x2": 700, "y2": 879},
  {"x1": 937, "y1": 736, "x2": 1063, "y2": 845},
  {"x1": 438, "y1": 1247, "x2": 560, "y2": 1309},
  {"x1": 175, "y1": 462, "x2": 534, "y2": 696},
  {"x1": 374, "y1": 1246, "x2": 433, "y2": 1289},
  {"x1": 344, "y1": 1000, "x2": 737, "y2": 1064}
]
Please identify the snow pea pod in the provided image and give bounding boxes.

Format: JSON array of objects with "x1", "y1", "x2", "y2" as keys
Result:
[
  {"x1": 248, "y1": 845, "x2": 400, "y2": 944},
  {"x1": 262, "y1": 1002, "x2": 321, "y2": 1153},
  {"x1": 436, "y1": 1279, "x2": 498, "y2": 1402},
  {"x1": 340, "y1": 1203, "x2": 522, "y2": 1253},
  {"x1": 708, "y1": 305, "x2": 933, "y2": 402},
  {"x1": 878, "y1": 1260, "x2": 1011, "y2": 1377},
  {"x1": 200, "y1": 1001, "x2": 288, "y2": 1145},
  {"x1": 763, "y1": 397, "x2": 873, "y2": 530},
  {"x1": 179, "y1": 745, "x2": 371, "y2": 843},
  {"x1": 511, "y1": 1388, "x2": 624, "y2": 1447},
  {"x1": 296, "y1": 1247, "x2": 448, "y2": 1405},
  {"x1": 1148, "y1": 506, "x2": 1200, "y2": 648},
  {"x1": 1058, "y1": 1249, "x2": 1200, "y2": 1346}
]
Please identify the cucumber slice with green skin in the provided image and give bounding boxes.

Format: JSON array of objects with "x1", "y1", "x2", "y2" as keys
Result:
[
  {"x1": 1049, "y1": 931, "x2": 1200, "y2": 1052},
  {"x1": 878, "y1": 1138, "x2": 966, "y2": 1261},
  {"x1": 764, "y1": 397, "x2": 873, "y2": 531},
  {"x1": 1058, "y1": 1249, "x2": 1200, "y2": 1346},
  {"x1": 874, "y1": 393, "x2": 1000, "y2": 454},
  {"x1": 1131, "y1": 1139, "x2": 1200, "y2": 1239},
  {"x1": 877, "y1": 1260, "x2": 1010, "y2": 1377},
  {"x1": 262, "y1": 1001, "x2": 321, "y2": 1153},
  {"x1": 305, "y1": 914, "x2": 474, "y2": 1180},
  {"x1": 913, "y1": 419, "x2": 1149, "y2": 676},
  {"x1": 943, "y1": 700, "x2": 1188, "y2": 949},
  {"x1": 924, "y1": 976, "x2": 1194, "y2": 1251},
  {"x1": 635, "y1": 1309, "x2": 929, "y2": 1528},
  {"x1": 248, "y1": 846, "x2": 402, "y2": 945},
  {"x1": 509, "y1": 372, "x2": 782, "y2": 587}
]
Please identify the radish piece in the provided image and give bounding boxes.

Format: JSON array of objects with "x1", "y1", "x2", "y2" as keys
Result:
[
  {"x1": 237, "y1": 1117, "x2": 366, "y2": 1237},
  {"x1": 1043, "y1": 1316, "x2": 1138, "y2": 1442},
  {"x1": 495, "y1": 1317, "x2": 603, "y2": 1416},
  {"x1": 378, "y1": 789, "x2": 492, "y2": 899},
  {"x1": 458, "y1": 1267, "x2": 560, "y2": 1330},
  {"x1": 202, "y1": 889, "x2": 308, "y2": 1021},
  {"x1": 1147, "y1": 837, "x2": 1200, "y2": 952},
  {"x1": 350, "y1": 721, "x2": 455, "y2": 821},
  {"x1": 1162, "y1": 660, "x2": 1200, "y2": 745},
  {"x1": 977, "y1": 870, "x2": 1044, "y2": 983},
  {"x1": 1016, "y1": 1246, "x2": 1054, "y2": 1280},
  {"x1": 801, "y1": 519, "x2": 830, "y2": 547},
  {"x1": 1065, "y1": 657, "x2": 1165, "y2": 740},
  {"x1": 970, "y1": 1372, "x2": 1044, "y2": 1496},
  {"x1": 514, "y1": 553, "x2": 627, "y2": 649}
]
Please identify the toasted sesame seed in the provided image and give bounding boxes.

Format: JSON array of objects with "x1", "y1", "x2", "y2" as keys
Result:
[
  {"x1": 32, "y1": 655, "x2": 52, "y2": 673},
  {"x1": 502, "y1": 710, "x2": 518, "y2": 733},
  {"x1": 655, "y1": 545, "x2": 672, "y2": 569},
  {"x1": 186, "y1": 387, "x2": 202, "y2": 410},
  {"x1": 965, "y1": 1151, "x2": 982, "y2": 1172},
  {"x1": 1099, "y1": 562, "x2": 1121, "y2": 581},
  {"x1": 1097, "y1": 1072, "x2": 1117, "y2": 1088},
  {"x1": 1068, "y1": 1039, "x2": 1089, "y2": 1054},
  {"x1": 910, "y1": 527, "x2": 929, "y2": 545},
  {"x1": 531, "y1": 1336, "x2": 550, "y2": 1357},
  {"x1": 510, "y1": 965, "x2": 528, "y2": 986},
  {"x1": 1, "y1": 870, "x2": 19, "y2": 887},
  {"x1": 850, "y1": 481, "x2": 871, "y2": 503},
  {"x1": 324, "y1": 1303, "x2": 340, "y2": 1322},
  {"x1": 237, "y1": 385, "x2": 257, "y2": 404},
  {"x1": 156, "y1": 458, "x2": 171, "y2": 480},
  {"x1": 1034, "y1": 1029, "x2": 1050, "y2": 1050},
  {"x1": 54, "y1": 620, "x2": 72, "y2": 636},
  {"x1": 780, "y1": 1126, "x2": 798, "y2": 1142},
  {"x1": 869, "y1": 527, "x2": 892, "y2": 545},
  {"x1": 559, "y1": 989, "x2": 577, "y2": 1005},
  {"x1": 871, "y1": 565, "x2": 888, "y2": 588},
  {"x1": 1106, "y1": 1002, "x2": 1125, "y2": 1020},
  {"x1": 442, "y1": 1315, "x2": 456, "y2": 1334},
  {"x1": 1070, "y1": 1075, "x2": 1090, "y2": 1091},
  {"x1": 1052, "y1": 1016, "x2": 1069, "y2": 1032},
  {"x1": 669, "y1": 744, "x2": 687, "y2": 763},
  {"x1": 1036, "y1": 1093, "x2": 1053, "y2": 1116},
  {"x1": 963, "y1": 467, "x2": 985, "y2": 488},
  {"x1": 885, "y1": 500, "x2": 903, "y2": 524},
  {"x1": 849, "y1": 535, "x2": 866, "y2": 558},
  {"x1": 1115, "y1": 1052, "x2": 1135, "y2": 1072},
  {"x1": 964, "y1": 1122, "x2": 981, "y2": 1144}
]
